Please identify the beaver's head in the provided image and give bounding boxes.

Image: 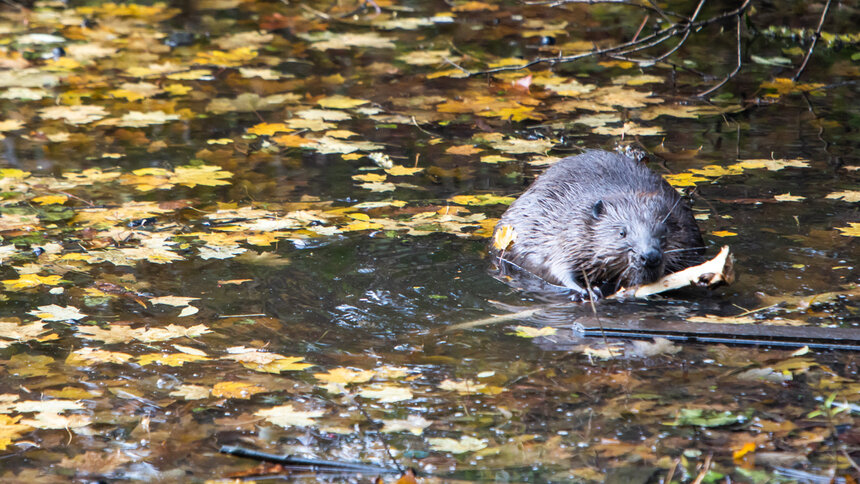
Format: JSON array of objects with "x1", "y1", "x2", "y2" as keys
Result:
[{"x1": 585, "y1": 194, "x2": 670, "y2": 289}]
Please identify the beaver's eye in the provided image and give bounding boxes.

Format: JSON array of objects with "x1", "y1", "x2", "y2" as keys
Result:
[{"x1": 619, "y1": 229, "x2": 627, "y2": 238}]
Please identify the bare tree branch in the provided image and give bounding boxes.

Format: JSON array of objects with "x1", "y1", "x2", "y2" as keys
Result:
[
  {"x1": 698, "y1": 14, "x2": 742, "y2": 98},
  {"x1": 469, "y1": 0, "x2": 752, "y2": 77},
  {"x1": 793, "y1": 0, "x2": 833, "y2": 82}
]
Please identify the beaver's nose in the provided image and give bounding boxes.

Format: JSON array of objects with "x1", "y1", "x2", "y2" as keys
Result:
[{"x1": 642, "y1": 248, "x2": 662, "y2": 268}]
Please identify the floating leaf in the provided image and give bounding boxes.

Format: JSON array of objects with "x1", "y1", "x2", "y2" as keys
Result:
[
  {"x1": 255, "y1": 404, "x2": 324, "y2": 428},
  {"x1": 428, "y1": 436, "x2": 487, "y2": 454}
]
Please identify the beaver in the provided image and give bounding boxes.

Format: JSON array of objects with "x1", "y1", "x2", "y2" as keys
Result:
[{"x1": 493, "y1": 150, "x2": 705, "y2": 299}]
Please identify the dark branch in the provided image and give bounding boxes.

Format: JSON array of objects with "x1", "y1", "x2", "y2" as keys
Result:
[
  {"x1": 698, "y1": 14, "x2": 743, "y2": 98},
  {"x1": 469, "y1": 0, "x2": 753, "y2": 77},
  {"x1": 793, "y1": 0, "x2": 833, "y2": 82}
]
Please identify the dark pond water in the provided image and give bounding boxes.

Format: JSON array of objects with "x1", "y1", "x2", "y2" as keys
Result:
[{"x1": 0, "y1": 0, "x2": 858, "y2": 482}]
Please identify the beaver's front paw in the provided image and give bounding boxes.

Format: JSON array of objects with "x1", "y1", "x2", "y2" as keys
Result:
[{"x1": 568, "y1": 286, "x2": 602, "y2": 302}]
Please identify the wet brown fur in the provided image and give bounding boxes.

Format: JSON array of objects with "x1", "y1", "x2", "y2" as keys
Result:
[{"x1": 493, "y1": 150, "x2": 704, "y2": 296}]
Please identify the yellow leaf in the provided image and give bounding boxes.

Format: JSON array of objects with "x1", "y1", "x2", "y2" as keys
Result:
[
  {"x1": 446, "y1": 145, "x2": 483, "y2": 156},
  {"x1": 255, "y1": 404, "x2": 324, "y2": 428},
  {"x1": 381, "y1": 415, "x2": 432, "y2": 435},
  {"x1": 452, "y1": 1, "x2": 499, "y2": 12},
  {"x1": 29, "y1": 304, "x2": 85, "y2": 321},
  {"x1": 481, "y1": 155, "x2": 516, "y2": 164},
  {"x1": 583, "y1": 344, "x2": 624, "y2": 359},
  {"x1": 711, "y1": 230, "x2": 737, "y2": 237},
  {"x1": 825, "y1": 190, "x2": 860, "y2": 202},
  {"x1": 315, "y1": 367, "x2": 376, "y2": 384},
  {"x1": 385, "y1": 165, "x2": 424, "y2": 176},
  {"x1": 342, "y1": 221, "x2": 384, "y2": 231},
  {"x1": 689, "y1": 165, "x2": 744, "y2": 177},
  {"x1": 324, "y1": 129, "x2": 359, "y2": 139},
  {"x1": 450, "y1": 194, "x2": 515, "y2": 206},
  {"x1": 359, "y1": 384, "x2": 413, "y2": 403},
  {"x1": 438, "y1": 379, "x2": 485, "y2": 394},
  {"x1": 663, "y1": 173, "x2": 708, "y2": 188},
  {"x1": 598, "y1": 60, "x2": 635, "y2": 69},
  {"x1": 317, "y1": 95, "x2": 368, "y2": 109},
  {"x1": 218, "y1": 279, "x2": 252, "y2": 285},
  {"x1": 170, "y1": 384, "x2": 211, "y2": 400},
  {"x1": 428, "y1": 436, "x2": 487, "y2": 454},
  {"x1": 0, "y1": 415, "x2": 33, "y2": 450},
  {"x1": 149, "y1": 296, "x2": 200, "y2": 307},
  {"x1": 272, "y1": 134, "x2": 314, "y2": 147},
  {"x1": 3, "y1": 274, "x2": 64, "y2": 290},
  {"x1": 732, "y1": 158, "x2": 809, "y2": 171},
  {"x1": 258, "y1": 356, "x2": 314, "y2": 373},
  {"x1": 0, "y1": 168, "x2": 30, "y2": 178},
  {"x1": 352, "y1": 173, "x2": 387, "y2": 183},
  {"x1": 732, "y1": 442, "x2": 757, "y2": 460},
  {"x1": 492, "y1": 224, "x2": 516, "y2": 251},
  {"x1": 31, "y1": 194, "x2": 68, "y2": 206},
  {"x1": 427, "y1": 68, "x2": 470, "y2": 79},
  {"x1": 137, "y1": 352, "x2": 209, "y2": 367},
  {"x1": 247, "y1": 123, "x2": 292, "y2": 136},
  {"x1": 194, "y1": 47, "x2": 258, "y2": 67},
  {"x1": 212, "y1": 381, "x2": 267, "y2": 399},
  {"x1": 66, "y1": 347, "x2": 133, "y2": 365},
  {"x1": 836, "y1": 223, "x2": 860, "y2": 237},
  {"x1": 774, "y1": 193, "x2": 805, "y2": 202},
  {"x1": 164, "y1": 83, "x2": 192, "y2": 96}
]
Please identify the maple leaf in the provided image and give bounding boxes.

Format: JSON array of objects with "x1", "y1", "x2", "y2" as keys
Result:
[
  {"x1": 0, "y1": 321, "x2": 53, "y2": 346},
  {"x1": 438, "y1": 379, "x2": 486, "y2": 394},
  {"x1": 247, "y1": 123, "x2": 292, "y2": 136},
  {"x1": 39, "y1": 105, "x2": 108, "y2": 125},
  {"x1": 3, "y1": 274, "x2": 64, "y2": 290},
  {"x1": 825, "y1": 190, "x2": 860, "y2": 202},
  {"x1": 194, "y1": 47, "x2": 258, "y2": 67},
  {"x1": 170, "y1": 384, "x2": 210, "y2": 400},
  {"x1": 66, "y1": 347, "x2": 133, "y2": 366},
  {"x1": 301, "y1": 32, "x2": 396, "y2": 50},
  {"x1": 20, "y1": 412, "x2": 91, "y2": 430},
  {"x1": 29, "y1": 304, "x2": 86, "y2": 321},
  {"x1": 836, "y1": 223, "x2": 860, "y2": 237},
  {"x1": 314, "y1": 367, "x2": 376, "y2": 384},
  {"x1": 31, "y1": 194, "x2": 68, "y2": 205},
  {"x1": 428, "y1": 436, "x2": 487, "y2": 454},
  {"x1": 381, "y1": 415, "x2": 432, "y2": 435},
  {"x1": 58, "y1": 450, "x2": 131, "y2": 475},
  {"x1": 774, "y1": 193, "x2": 805, "y2": 202},
  {"x1": 449, "y1": 194, "x2": 515, "y2": 206},
  {"x1": 732, "y1": 158, "x2": 810, "y2": 171},
  {"x1": 198, "y1": 245, "x2": 246, "y2": 260},
  {"x1": 149, "y1": 296, "x2": 200, "y2": 307},
  {"x1": 317, "y1": 95, "x2": 368, "y2": 109},
  {"x1": 211, "y1": 381, "x2": 267, "y2": 399},
  {"x1": 0, "y1": 415, "x2": 33, "y2": 450},
  {"x1": 492, "y1": 224, "x2": 516, "y2": 251},
  {"x1": 255, "y1": 404, "x2": 325, "y2": 428},
  {"x1": 358, "y1": 384, "x2": 413, "y2": 403},
  {"x1": 137, "y1": 352, "x2": 209, "y2": 367}
]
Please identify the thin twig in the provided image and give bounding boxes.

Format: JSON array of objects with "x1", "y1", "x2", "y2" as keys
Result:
[
  {"x1": 793, "y1": 0, "x2": 833, "y2": 82},
  {"x1": 525, "y1": 0, "x2": 685, "y2": 20},
  {"x1": 691, "y1": 454, "x2": 712, "y2": 484},
  {"x1": 472, "y1": 0, "x2": 751, "y2": 76},
  {"x1": 697, "y1": 14, "x2": 742, "y2": 98},
  {"x1": 631, "y1": 15, "x2": 649, "y2": 43}
]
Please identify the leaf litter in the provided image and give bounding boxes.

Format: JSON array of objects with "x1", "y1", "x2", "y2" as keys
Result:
[{"x1": 0, "y1": 0, "x2": 856, "y2": 482}]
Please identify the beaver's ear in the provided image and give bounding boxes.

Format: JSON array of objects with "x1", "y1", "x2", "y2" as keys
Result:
[{"x1": 591, "y1": 200, "x2": 605, "y2": 218}]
